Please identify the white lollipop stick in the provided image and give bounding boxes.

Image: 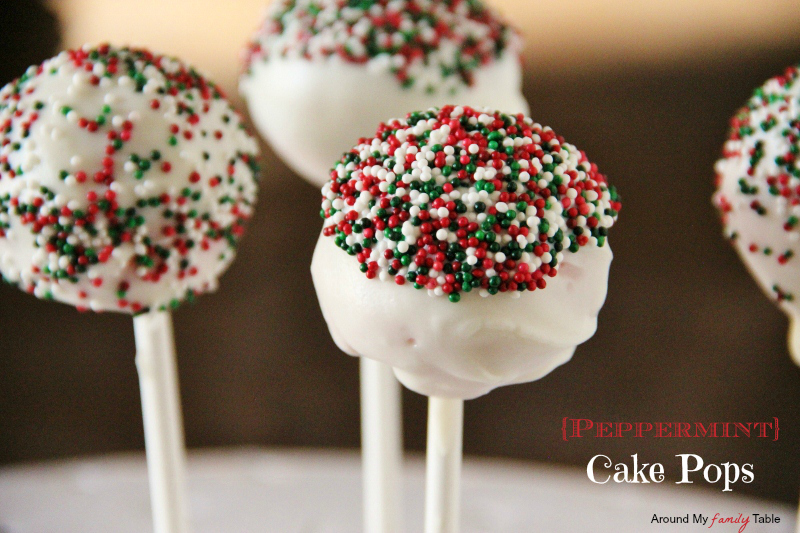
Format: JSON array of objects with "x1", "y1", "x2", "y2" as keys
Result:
[
  {"x1": 796, "y1": 505, "x2": 800, "y2": 533},
  {"x1": 134, "y1": 311, "x2": 189, "y2": 533},
  {"x1": 788, "y1": 313, "x2": 800, "y2": 367},
  {"x1": 424, "y1": 397, "x2": 464, "y2": 533},
  {"x1": 360, "y1": 358, "x2": 403, "y2": 533},
  {"x1": 787, "y1": 313, "x2": 800, "y2": 533}
]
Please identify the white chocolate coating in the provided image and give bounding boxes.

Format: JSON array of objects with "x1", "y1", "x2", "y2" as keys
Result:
[
  {"x1": 240, "y1": 53, "x2": 528, "y2": 187},
  {"x1": 715, "y1": 167, "x2": 800, "y2": 316},
  {"x1": 312, "y1": 233, "x2": 612, "y2": 399}
]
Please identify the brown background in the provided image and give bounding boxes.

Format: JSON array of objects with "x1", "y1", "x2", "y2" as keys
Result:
[{"x1": 1, "y1": 0, "x2": 799, "y2": 505}]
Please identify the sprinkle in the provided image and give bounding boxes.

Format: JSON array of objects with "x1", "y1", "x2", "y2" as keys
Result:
[
  {"x1": 244, "y1": 0, "x2": 521, "y2": 92},
  {"x1": 320, "y1": 106, "x2": 620, "y2": 302}
]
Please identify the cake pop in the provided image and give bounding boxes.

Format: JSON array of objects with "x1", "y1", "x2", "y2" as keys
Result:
[
  {"x1": 313, "y1": 105, "x2": 620, "y2": 533},
  {"x1": 0, "y1": 44, "x2": 260, "y2": 533},
  {"x1": 0, "y1": 44, "x2": 259, "y2": 313},
  {"x1": 312, "y1": 105, "x2": 621, "y2": 399},
  {"x1": 713, "y1": 64, "x2": 800, "y2": 533},
  {"x1": 240, "y1": 0, "x2": 529, "y2": 187},
  {"x1": 714, "y1": 64, "x2": 800, "y2": 364}
]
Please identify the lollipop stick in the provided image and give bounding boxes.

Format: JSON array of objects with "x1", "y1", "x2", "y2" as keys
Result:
[
  {"x1": 788, "y1": 314, "x2": 800, "y2": 367},
  {"x1": 796, "y1": 503, "x2": 800, "y2": 533},
  {"x1": 360, "y1": 357, "x2": 403, "y2": 533},
  {"x1": 134, "y1": 311, "x2": 190, "y2": 533},
  {"x1": 790, "y1": 314, "x2": 800, "y2": 533},
  {"x1": 424, "y1": 396, "x2": 464, "y2": 533}
]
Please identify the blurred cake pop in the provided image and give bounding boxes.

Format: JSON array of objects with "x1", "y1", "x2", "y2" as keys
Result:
[
  {"x1": 240, "y1": 0, "x2": 528, "y2": 187},
  {"x1": 714, "y1": 64, "x2": 800, "y2": 363},
  {"x1": 0, "y1": 44, "x2": 260, "y2": 313},
  {"x1": 312, "y1": 105, "x2": 621, "y2": 398}
]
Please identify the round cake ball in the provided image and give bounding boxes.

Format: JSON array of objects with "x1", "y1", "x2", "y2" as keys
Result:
[
  {"x1": 312, "y1": 106, "x2": 621, "y2": 398},
  {"x1": 240, "y1": 0, "x2": 528, "y2": 187},
  {"x1": 0, "y1": 44, "x2": 260, "y2": 314},
  {"x1": 714, "y1": 64, "x2": 800, "y2": 362}
]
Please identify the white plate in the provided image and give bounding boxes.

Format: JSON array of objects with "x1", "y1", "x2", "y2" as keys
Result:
[{"x1": 0, "y1": 448, "x2": 793, "y2": 532}]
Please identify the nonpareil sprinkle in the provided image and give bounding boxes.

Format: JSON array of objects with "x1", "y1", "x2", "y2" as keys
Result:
[
  {"x1": 320, "y1": 105, "x2": 621, "y2": 301},
  {"x1": 244, "y1": 0, "x2": 520, "y2": 93}
]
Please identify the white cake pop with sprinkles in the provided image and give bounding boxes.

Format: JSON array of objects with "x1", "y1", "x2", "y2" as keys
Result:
[
  {"x1": 0, "y1": 44, "x2": 260, "y2": 313},
  {"x1": 240, "y1": 0, "x2": 528, "y2": 187},
  {"x1": 312, "y1": 106, "x2": 621, "y2": 398},
  {"x1": 714, "y1": 64, "x2": 800, "y2": 363}
]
